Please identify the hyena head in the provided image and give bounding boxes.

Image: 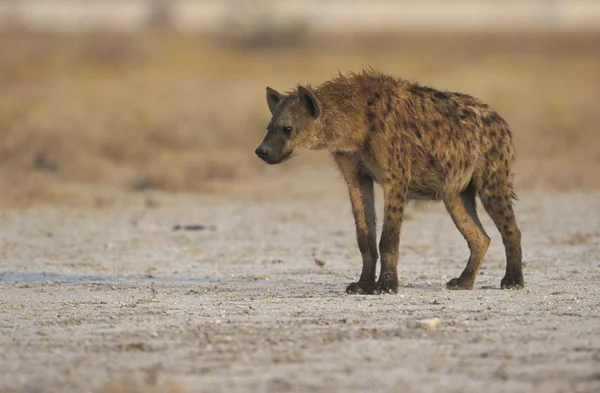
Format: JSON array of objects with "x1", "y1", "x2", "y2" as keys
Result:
[{"x1": 255, "y1": 85, "x2": 322, "y2": 165}]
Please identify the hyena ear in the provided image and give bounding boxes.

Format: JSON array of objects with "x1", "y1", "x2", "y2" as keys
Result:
[
  {"x1": 266, "y1": 86, "x2": 284, "y2": 114},
  {"x1": 298, "y1": 85, "x2": 321, "y2": 119}
]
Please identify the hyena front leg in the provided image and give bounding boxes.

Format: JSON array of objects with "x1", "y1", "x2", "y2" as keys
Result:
[
  {"x1": 376, "y1": 177, "x2": 409, "y2": 294},
  {"x1": 344, "y1": 173, "x2": 378, "y2": 294},
  {"x1": 335, "y1": 154, "x2": 378, "y2": 295}
]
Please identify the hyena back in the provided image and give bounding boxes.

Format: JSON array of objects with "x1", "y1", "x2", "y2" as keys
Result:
[{"x1": 255, "y1": 70, "x2": 524, "y2": 294}]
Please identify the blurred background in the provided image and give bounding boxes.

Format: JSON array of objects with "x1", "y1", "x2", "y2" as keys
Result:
[{"x1": 1, "y1": 0, "x2": 599, "y2": 206}]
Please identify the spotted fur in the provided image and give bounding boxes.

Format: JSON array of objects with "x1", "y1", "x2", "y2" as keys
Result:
[{"x1": 256, "y1": 69, "x2": 524, "y2": 294}]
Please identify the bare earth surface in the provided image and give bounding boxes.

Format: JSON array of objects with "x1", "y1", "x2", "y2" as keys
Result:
[
  {"x1": 1, "y1": 176, "x2": 599, "y2": 393},
  {"x1": 0, "y1": 28, "x2": 599, "y2": 393}
]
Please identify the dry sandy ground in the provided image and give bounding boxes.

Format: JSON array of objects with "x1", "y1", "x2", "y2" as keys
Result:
[
  {"x1": 1, "y1": 174, "x2": 599, "y2": 393},
  {"x1": 1, "y1": 29, "x2": 599, "y2": 393}
]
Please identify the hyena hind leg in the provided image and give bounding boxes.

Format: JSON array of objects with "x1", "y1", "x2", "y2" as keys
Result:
[
  {"x1": 478, "y1": 182, "x2": 524, "y2": 289},
  {"x1": 444, "y1": 183, "x2": 491, "y2": 290}
]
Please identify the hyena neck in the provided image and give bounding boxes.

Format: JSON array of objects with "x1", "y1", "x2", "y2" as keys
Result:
[{"x1": 315, "y1": 99, "x2": 368, "y2": 153}]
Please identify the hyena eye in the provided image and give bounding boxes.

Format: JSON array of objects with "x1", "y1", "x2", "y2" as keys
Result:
[{"x1": 282, "y1": 126, "x2": 293, "y2": 135}]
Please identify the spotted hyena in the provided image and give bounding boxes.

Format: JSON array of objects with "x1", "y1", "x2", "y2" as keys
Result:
[{"x1": 255, "y1": 70, "x2": 524, "y2": 294}]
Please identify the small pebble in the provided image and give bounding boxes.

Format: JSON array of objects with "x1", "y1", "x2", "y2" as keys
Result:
[{"x1": 416, "y1": 318, "x2": 442, "y2": 330}]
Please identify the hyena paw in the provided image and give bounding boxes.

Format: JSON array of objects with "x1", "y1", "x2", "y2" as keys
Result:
[
  {"x1": 374, "y1": 274, "x2": 398, "y2": 295},
  {"x1": 345, "y1": 280, "x2": 375, "y2": 295},
  {"x1": 501, "y1": 275, "x2": 524, "y2": 290},
  {"x1": 446, "y1": 277, "x2": 474, "y2": 290},
  {"x1": 346, "y1": 281, "x2": 375, "y2": 295}
]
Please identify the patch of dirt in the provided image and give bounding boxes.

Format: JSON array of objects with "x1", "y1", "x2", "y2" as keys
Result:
[{"x1": 1, "y1": 185, "x2": 599, "y2": 393}]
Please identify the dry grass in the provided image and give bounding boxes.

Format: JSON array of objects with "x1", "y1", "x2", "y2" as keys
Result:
[{"x1": 1, "y1": 30, "x2": 599, "y2": 206}]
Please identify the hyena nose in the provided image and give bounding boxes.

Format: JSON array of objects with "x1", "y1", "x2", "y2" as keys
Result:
[{"x1": 255, "y1": 146, "x2": 270, "y2": 159}]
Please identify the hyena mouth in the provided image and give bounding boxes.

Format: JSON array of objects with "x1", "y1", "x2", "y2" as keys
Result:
[{"x1": 266, "y1": 151, "x2": 293, "y2": 165}]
